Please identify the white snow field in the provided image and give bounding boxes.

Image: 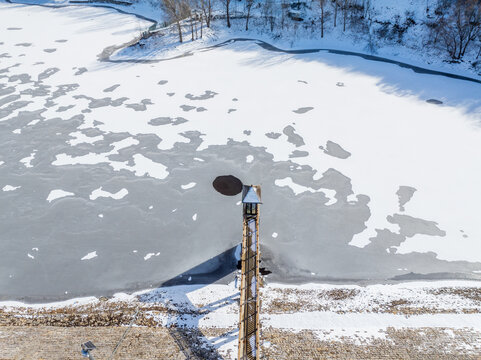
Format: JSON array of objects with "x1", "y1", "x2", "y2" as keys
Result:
[{"x1": 0, "y1": 2, "x2": 481, "y2": 301}]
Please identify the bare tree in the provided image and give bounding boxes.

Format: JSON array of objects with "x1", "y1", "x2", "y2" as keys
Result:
[
  {"x1": 161, "y1": 0, "x2": 191, "y2": 43},
  {"x1": 320, "y1": 0, "x2": 327, "y2": 38},
  {"x1": 200, "y1": 0, "x2": 212, "y2": 28},
  {"x1": 261, "y1": 0, "x2": 275, "y2": 31},
  {"x1": 437, "y1": 0, "x2": 480, "y2": 59},
  {"x1": 342, "y1": 0, "x2": 350, "y2": 32},
  {"x1": 221, "y1": 0, "x2": 232, "y2": 28},
  {"x1": 245, "y1": 0, "x2": 254, "y2": 31},
  {"x1": 332, "y1": 0, "x2": 338, "y2": 27}
]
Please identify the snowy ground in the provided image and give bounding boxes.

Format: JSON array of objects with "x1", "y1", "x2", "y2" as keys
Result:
[
  {"x1": 2, "y1": 281, "x2": 481, "y2": 358},
  {"x1": 1, "y1": 1, "x2": 481, "y2": 302}
]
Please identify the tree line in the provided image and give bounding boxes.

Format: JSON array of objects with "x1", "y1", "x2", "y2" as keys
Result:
[{"x1": 160, "y1": 0, "x2": 480, "y2": 60}]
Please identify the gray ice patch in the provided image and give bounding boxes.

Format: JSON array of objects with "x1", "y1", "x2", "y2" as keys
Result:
[
  {"x1": 149, "y1": 117, "x2": 188, "y2": 126},
  {"x1": 228, "y1": 109, "x2": 237, "y2": 114},
  {"x1": 387, "y1": 214, "x2": 446, "y2": 238},
  {"x1": 265, "y1": 132, "x2": 281, "y2": 139},
  {"x1": 38, "y1": 67, "x2": 60, "y2": 81},
  {"x1": 232, "y1": 98, "x2": 238, "y2": 102},
  {"x1": 321, "y1": 140, "x2": 351, "y2": 159},
  {"x1": 74, "y1": 67, "x2": 88, "y2": 76},
  {"x1": 56, "y1": 105, "x2": 75, "y2": 112},
  {"x1": 243, "y1": 130, "x2": 251, "y2": 136},
  {"x1": 55, "y1": 39, "x2": 68, "y2": 43},
  {"x1": 283, "y1": 125, "x2": 305, "y2": 147},
  {"x1": 74, "y1": 95, "x2": 128, "y2": 108},
  {"x1": 43, "y1": 48, "x2": 57, "y2": 53},
  {"x1": 396, "y1": 186, "x2": 417, "y2": 212},
  {"x1": 172, "y1": 117, "x2": 188, "y2": 125},
  {"x1": 0, "y1": 86, "x2": 15, "y2": 97},
  {"x1": 158, "y1": 80, "x2": 168, "y2": 85},
  {"x1": 149, "y1": 117, "x2": 172, "y2": 126},
  {"x1": 167, "y1": 92, "x2": 175, "y2": 97},
  {"x1": 126, "y1": 99, "x2": 153, "y2": 111},
  {"x1": 0, "y1": 94, "x2": 20, "y2": 107},
  {"x1": 292, "y1": 107, "x2": 314, "y2": 114},
  {"x1": 180, "y1": 105, "x2": 196, "y2": 112},
  {"x1": 9, "y1": 73, "x2": 32, "y2": 84},
  {"x1": 289, "y1": 150, "x2": 309, "y2": 158},
  {"x1": 196, "y1": 107, "x2": 207, "y2": 112},
  {"x1": 0, "y1": 101, "x2": 32, "y2": 119},
  {"x1": 426, "y1": 99, "x2": 443, "y2": 105},
  {"x1": 298, "y1": 80, "x2": 308, "y2": 84},
  {"x1": 185, "y1": 90, "x2": 218, "y2": 101},
  {"x1": 0, "y1": 53, "x2": 11, "y2": 59},
  {"x1": 21, "y1": 83, "x2": 51, "y2": 97},
  {"x1": 7, "y1": 27, "x2": 22, "y2": 30},
  {"x1": 103, "y1": 84, "x2": 120, "y2": 93},
  {"x1": 15, "y1": 43, "x2": 32, "y2": 47}
]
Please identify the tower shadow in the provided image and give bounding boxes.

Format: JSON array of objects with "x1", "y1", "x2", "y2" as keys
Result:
[{"x1": 138, "y1": 246, "x2": 241, "y2": 359}]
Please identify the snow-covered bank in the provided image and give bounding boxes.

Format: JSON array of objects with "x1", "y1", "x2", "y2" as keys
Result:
[{"x1": 2, "y1": 281, "x2": 481, "y2": 353}]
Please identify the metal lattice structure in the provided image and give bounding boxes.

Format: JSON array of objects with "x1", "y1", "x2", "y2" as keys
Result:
[{"x1": 238, "y1": 185, "x2": 261, "y2": 360}]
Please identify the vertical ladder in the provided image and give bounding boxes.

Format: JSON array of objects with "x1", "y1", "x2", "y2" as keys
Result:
[{"x1": 238, "y1": 186, "x2": 261, "y2": 360}]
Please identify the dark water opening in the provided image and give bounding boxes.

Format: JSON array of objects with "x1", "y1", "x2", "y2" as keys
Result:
[{"x1": 212, "y1": 175, "x2": 243, "y2": 196}]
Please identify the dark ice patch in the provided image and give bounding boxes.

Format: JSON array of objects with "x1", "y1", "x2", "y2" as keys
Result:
[
  {"x1": 228, "y1": 109, "x2": 237, "y2": 114},
  {"x1": 321, "y1": 140, "x2": 351, "y2": 159},
  {"x1": 0, "y1": 53, "x2": 11, "y2": 59},
  {"x1": 57, "y1": 105, "x2": 75, "y2": 112},
  {"x1": 387, "y1": 214, "x2": 446, "y2": 238},
  {"x1": 55, "y1": 39, "x2": 68, "y2": 43},
  {"x1": 158, "y1": 80, "x2": 168, "y2": 85},
  {"x1": 289, "y1": 150, "x2": 309, "y2": 158},
  {"x1": 180, "y1": 105, "x2": 196, "y2": 112},
  {"x1": 243, "y1": 130, "x2": 251, "y2": 136},
  {"x1": 149, "y1": 117, "x2": 188, "y2": 126},
  {"x1": 232, "y1": 98, "x2": 238, "y2": 101},
  {"x1": 0, "y1": 101, "x2": 32, "y2": 119},
  {"x1": 43, "y1": 48, "x2": 57, "y2": 53},
  {"x1": 38, "y1": 67, "x2": 60, "y2": 81},
  {"x1": 149, "y1": 117, "x2": 172, "y2": 126},
  {"x1": 21, "y1": 83, "x2": 51, "y2": 97},
  {"x1": 9, "y1": 73, "x2": 32, "y2": 84},
  {"x1": 196, "y1": 107, "x2": 207, "y2": 112},
  {"x1": 15, "y1": 43, "x2": 32, "y2": 47},
  {"x1": 103, "y1": 84, "x2": 120, "y2": 93},
  {"x1": 265, "y1": 132, "x2": 281, "y2": 139},
  {"x1": 185, "y1": 90, "x2": 218, "y2": 101},
  {"x1": 0, "y1": 86, "x2": 15, "y2": 97},
  {"x1": 298, "y1": 80, "x2": 308, "y2": 84},
  {"x1": 75, "y1": 67, "x2": 88, "y2": 76},
  {"x1": 126, "y1": 99, "x2": 153, "y2": 111},
  {"x1": 49, "y1": 84, "x2": 79, "y2": 101},
  {"x1": 7, "y1": 27, "x2": 22, "y2": 30},
  {"x1": 167, "y1": 92, "x2": 175, "y2": 97},
  {"x1": 74, "y1": 95, "x2": 128, "y2": 108},
  {"x1": 293, "y1": 107, "x2": 314, "y2": 114},
  {"x1": 283, "y1": 125, "x2": 305, "y2": 147},
  {"x1": 396, "y1": 186, "x2": 417, "y2": 212},
  {"x1": 0, "y1": 94, "x2": 20, "y2": 107}
]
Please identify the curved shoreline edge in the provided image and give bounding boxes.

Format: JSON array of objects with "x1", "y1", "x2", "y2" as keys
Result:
[{"x1": 3, "y1": 0, "x2": 481, "y2": 84}]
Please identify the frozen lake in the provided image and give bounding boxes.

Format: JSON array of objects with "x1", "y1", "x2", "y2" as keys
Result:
[{"x1": 1, "y1": 2, "x2": 481, "y2": 301}]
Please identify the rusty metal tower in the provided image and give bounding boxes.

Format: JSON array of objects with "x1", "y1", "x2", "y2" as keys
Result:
[{"x1": 238, "y1": 185, "x2": 261, "y2": 360}]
